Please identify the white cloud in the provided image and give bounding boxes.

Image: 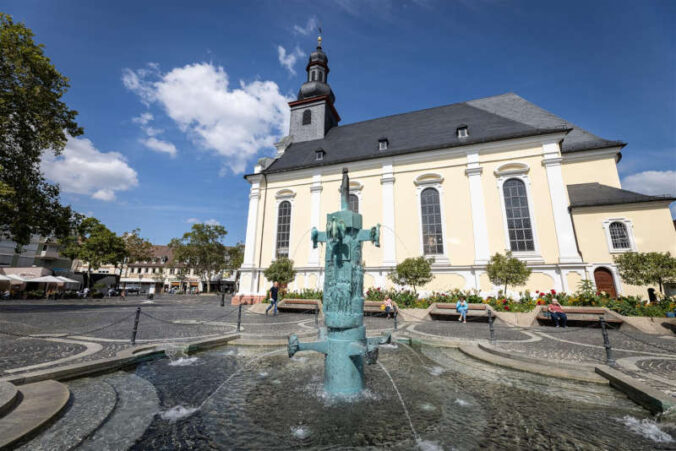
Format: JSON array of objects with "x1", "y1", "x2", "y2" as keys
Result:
[
  {"x1": 622, "y1": 170, "x2": 676, "y2": 196},
  {"x1": 277, "y1": 45, "x2": 305, "y2": 75},
  {"x1": 186, "y1": 218, "x2": 220, "y2": 226},
  {"x1": 142, "y1": 137, "x2": 177, "y2": 157},
  {"x1": 132, "y1": 112, "x2": 153, "y2": 125},
  {"x1": 42, "y1": 135, "x2": 138, "y2": 201},
  {"x1": 123, "y1": 62, "x2": 291, "y2": 173},
  {"x1": 293, "y1": 17, "x2": 318, "y2": 35}
]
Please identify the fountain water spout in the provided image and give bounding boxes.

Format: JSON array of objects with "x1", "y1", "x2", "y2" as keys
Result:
[{"x1": 289, "y1": 168, "x2": 391, "y2": 395}]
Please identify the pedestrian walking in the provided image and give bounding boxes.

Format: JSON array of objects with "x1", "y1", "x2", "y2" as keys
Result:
[{"x1": 266, "y1": 281, "x2": 279, "y2": 316}]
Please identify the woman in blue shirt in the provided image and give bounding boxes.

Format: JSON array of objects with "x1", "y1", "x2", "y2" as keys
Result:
[{"x1": 456, "y1": 298, "x2": 468, "y2": 324}]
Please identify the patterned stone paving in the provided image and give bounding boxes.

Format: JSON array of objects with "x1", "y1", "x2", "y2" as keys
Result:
[{"x1": 1, "y1": 295, "x2": 674, "y2": 401}]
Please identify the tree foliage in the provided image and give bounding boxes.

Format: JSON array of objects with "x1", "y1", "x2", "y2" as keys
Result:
[
  {"x1": 388, "y1": 256, "x2": 434, "y2": 294},
  {"x1": 263, "y1": 257, "x2": 296, "y2": 286},
  {"x1": 0, "y1": 13, "x2": 83, "y2": 246},
  {"x1": 486, "y1": 251, "x2": 532, "y2": 294},
  {"x1": 614, "y1": 252, "x2": 676, "y2": 294},
  {"x1": 121, "y1": 228, "x2": 153, "y2": 274},
  {"x1": 169, "y1": 223, "x2": 228, "y2": 293},
  {"x1": 225, "y1": 242, "x2": 244, "y2": 274},
  {"x1": 60, "y1": 217, "x2": 126, "y2": 288}
]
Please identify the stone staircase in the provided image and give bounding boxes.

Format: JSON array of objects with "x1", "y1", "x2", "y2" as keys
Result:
[
  {"x1": 0, "y1": 380, "x2": 70, "y2": 449},
  {"x1": 0, "y1": 372, "x2": 159, "y2": 450}
]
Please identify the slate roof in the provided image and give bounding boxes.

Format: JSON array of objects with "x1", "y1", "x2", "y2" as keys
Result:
[
  {"x1": 567, "y1": 183, "x2": 675, "y2": 208},
  {"x1": 261, "y1": 93, "x2": 625, "y2": 175}
]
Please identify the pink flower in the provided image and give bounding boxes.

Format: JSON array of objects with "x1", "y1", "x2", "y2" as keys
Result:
[{"x1": 550, "y1": 289, "x2": 556, "y2": 295}]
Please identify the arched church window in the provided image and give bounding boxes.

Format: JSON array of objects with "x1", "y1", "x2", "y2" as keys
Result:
[
  {"x1": 348, "y1": 194, "x2": 359, "y2": 213},
  {"x1": 609, "y1": 221, "x2": 630, "y2": 250},
  {"x1": 302, "y1": 110, "x2": 312, "y2": 125},
  {"x1": 276, "y1": 201, "x2": 291, "y2": 259},
  {"x1": 503, "y1": 178, "x2": 534, "y2": 252},
  {"x1": 420, "y1": 187, "x2": 444, "y2": 255}
]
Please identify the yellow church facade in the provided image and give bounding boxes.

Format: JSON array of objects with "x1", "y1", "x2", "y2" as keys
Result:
[{"x1": 234, "y1": 41, "x2": 675, "y2": 303}]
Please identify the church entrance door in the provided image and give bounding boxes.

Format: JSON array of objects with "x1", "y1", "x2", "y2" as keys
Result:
[{"x1": 594, "y1": 267, "x2": 617, "y2": 298}]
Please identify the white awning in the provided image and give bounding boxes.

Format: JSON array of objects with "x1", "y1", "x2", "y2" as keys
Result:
[
  {"x1": 56, "y1": 276, "x2": 79, "y2": 284},
  {"x1": 29, "y1": 276, "x2": 63, "y2": 283}
]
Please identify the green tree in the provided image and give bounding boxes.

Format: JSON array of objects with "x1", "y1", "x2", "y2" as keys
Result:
[
  {"x1": 169, "y1": 223, "x2": 228, "y2": 293},
  {"x1": 263, "y1": 258, "x2": 296, "y2": 287},
  {"x1": 615, "y1": 252, "x2": 676, "y2": 294},
  {"x1": 0, "y1": 14, "x2": 83, "y2": 246},
  {"x1": 60, "y1": 217, "x2": 125, "y2": 289},
  {"x1": 486, "y1": 251, "x2": 532, "y2": 295},
  {"x1": 388, "y1": 256, "x2": 434, "y2": 294},
  {"x1": 121, "y1": 228, "x2": 154, "y2": 276}
]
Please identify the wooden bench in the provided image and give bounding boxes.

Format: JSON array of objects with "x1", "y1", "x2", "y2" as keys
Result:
[
  {"x1": 536, "y1": 306, "x2": 624, "y2": 328},
  {"x1": 277, "y1": 298, "x2": 321, "y2": 314},
  {"x1": 430, "y1": 303, "x2": 490, "y2": 321}
]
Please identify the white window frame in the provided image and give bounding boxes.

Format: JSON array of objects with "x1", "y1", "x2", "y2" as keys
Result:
[
  {"x1": 414, "y1": 173, "x2": 449, "y2": 264},
  {"x1": 495, "y1": 162, "x2": 543, "y2": 262},
  {"x1": 378, "y1": 139, "x2": 388, "y2": 151},
  {"x1": 273, "y1": 189, "x2": 296, "y2": 260},
  {"x1": 602, "y1": 218, "x2": 637, "y2": 253},
  {"x1": 457, "y1": 127, "x2": 469, "y2": 138}
]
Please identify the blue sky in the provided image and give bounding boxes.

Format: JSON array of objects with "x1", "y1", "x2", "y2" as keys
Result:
[{"x1": 4, "y1": 0, "x2": 675, "y2": 245}]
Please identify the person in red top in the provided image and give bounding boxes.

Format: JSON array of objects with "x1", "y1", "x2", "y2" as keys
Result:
[{"x1": 548, "y1": 299, "x2": 567, "y2": 328}]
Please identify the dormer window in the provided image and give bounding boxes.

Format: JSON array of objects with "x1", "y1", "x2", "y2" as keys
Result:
[
  {"x1": 457, "y1": 126, "x2": 469, "y2": 138},
  {"x1": 378, "y1": 138, "x2": 389, "y2": 151},
  {"x1": 315, "y1": 149, "x2": 325, "y2": 161}
]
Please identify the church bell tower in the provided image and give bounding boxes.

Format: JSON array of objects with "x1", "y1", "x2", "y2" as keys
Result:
[{"x1": 288, "y1": 35, "x2": 341, "y2": 143}]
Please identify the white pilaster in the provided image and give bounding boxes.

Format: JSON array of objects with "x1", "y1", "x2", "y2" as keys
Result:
[
  {"x1": 242, "y1": 176, "x2": 262, "y2": 269},
  {"x1": 381, "y1": 163, "x2": 396, "y2": 266},
  {"x1": 465, "y1": 151, "x2": 490, "y2": 265},
  {"x1": 542, "y1": 142, "x2": 583, "y2": 263},
  {"x1": 308, "y1": 173, "x2": 322, "y2": 267}
]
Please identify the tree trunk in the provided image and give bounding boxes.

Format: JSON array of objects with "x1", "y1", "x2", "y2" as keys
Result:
[
  {"x1": 658, "y1": 278, "x2": 663, "y2": 294},
  {"x1": 504, "y1": 282, "x2": 508, "y2": 296}
]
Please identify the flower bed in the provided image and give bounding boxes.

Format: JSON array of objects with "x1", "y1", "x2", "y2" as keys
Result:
[{"x1": 364, "y1": 282, "x2": 675, "y2": 318}]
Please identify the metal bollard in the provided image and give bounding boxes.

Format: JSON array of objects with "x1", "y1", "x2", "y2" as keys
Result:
[
  {"x1": 314, "y1": 304, "x2": 319, "y2": 326},
  {"x1": 394, "y1": 309, "x2": 398, "y2": 330},
  {"x1": 488, "y1": 310, "x2": 496, "y2": 345},
  {"x1": 131, "y1": 307, "x2": 141, "y2": 345},
  {"x1": 599, "y1": 316, "x2": 616, "y2": 366},
  {"x1": 236, "y1": 303, "x2": 242, "y2": 332},
  {"x1": 220, "y1": 292, "x2": 225, "y2": 307}
]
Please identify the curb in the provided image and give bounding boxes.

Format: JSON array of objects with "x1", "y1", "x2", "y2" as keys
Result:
[
  {"x1": 1, "y1": 334, "x2": 239, "y2": 386},
  {"x1": 459, "y1": 343, "x2": 607, "y2": 384},
  {"x1": 595, "y1": 365, "x2": 676, "y2": 415}
]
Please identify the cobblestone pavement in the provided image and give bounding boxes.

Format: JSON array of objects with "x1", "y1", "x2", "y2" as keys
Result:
[{"x1": 2, "y1": 296, "x2": 674, "y2": 400}]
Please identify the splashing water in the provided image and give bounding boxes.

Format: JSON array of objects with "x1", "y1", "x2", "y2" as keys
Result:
[
  {"x1": 377, "y1": 361, "x2": 419, "y2": 442},
  {"x1": 160, "y1": 405, "x2": 198, "y2": 422},
  {"x1": 617, "y1": 416, "x2": 673, "y2": 443},
  {"x1": 416, "y1": 439, "x2": 445, "y2": 451},
  {"x1": 168, "y1": 357, "x2": 199, "y2": 367},
  {"x1": 291, "y1": 425, "x2": 311, "y2": 439},
  {"x1": 427, "y1": 366, "x2": 444, "y2": 376},
  {"x1": 199, "y1": 348, "x2": 286, "y2": 410},
  {"x1": 455, "y1": 399, "x2": 470, "y2": 407},
  {"x1": 380, "y1": 343, "x2": 399, "y2": 349}
]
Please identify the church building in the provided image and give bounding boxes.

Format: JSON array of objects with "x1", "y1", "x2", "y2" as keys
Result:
[{"x1": 234, "y1": 38, "x2": 675, "y2": 303}]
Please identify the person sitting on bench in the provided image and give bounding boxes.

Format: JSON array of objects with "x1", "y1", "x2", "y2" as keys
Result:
[
  {"x1": 548, "y1": 300, "x2": 567, "y2": 328},
  {"x1": 456, "y1": 298, "x2": 469, "y2": 324}
]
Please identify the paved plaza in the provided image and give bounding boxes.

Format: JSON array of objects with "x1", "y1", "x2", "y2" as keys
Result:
[{"x1": 1, "y1": 295, "x2": 675, "y2": 401}]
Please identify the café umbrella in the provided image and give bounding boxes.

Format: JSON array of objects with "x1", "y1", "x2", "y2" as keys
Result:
[{"x1": 29, "y1": 275, "x2": 64, "y2": 298}]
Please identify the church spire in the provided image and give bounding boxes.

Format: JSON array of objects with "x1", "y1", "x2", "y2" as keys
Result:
[{"x1": 287, "y1": 34, "x2": 340, "y2": 143}]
